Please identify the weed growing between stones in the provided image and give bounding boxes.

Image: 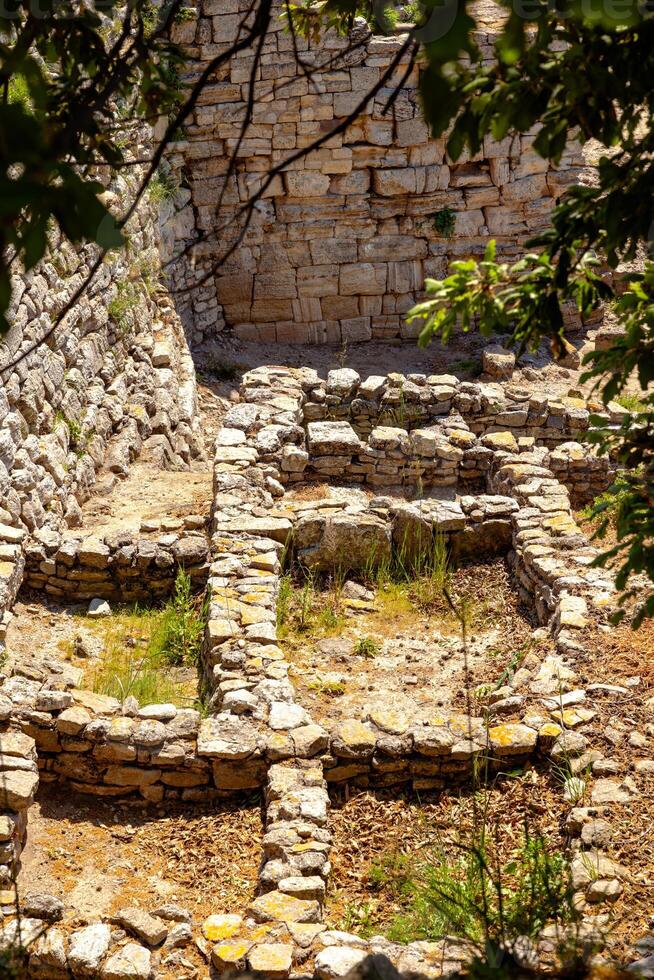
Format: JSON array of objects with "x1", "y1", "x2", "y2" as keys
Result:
[
  {"x1": 364, "y1": 824, "x2": 576, "y2": 950},
  {"x1": 158, "y1": 568, "x2": 206, "y2": 667},
  {"x1": 276, "y1": 570, "x2": 346, "y2": 641},
  {"x1": 147, "y1": 166, "x2": 179, "y2": 205},
  {"x1": 364, "y1": 531, "x2": 452, "y2": 614},
  {"x1": 86, "y1": 570, "x2": 205, "y2": 705}
]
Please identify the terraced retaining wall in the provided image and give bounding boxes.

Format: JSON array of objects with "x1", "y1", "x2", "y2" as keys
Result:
[{"x1": 167, "y1": 1, "x2": 587, "y2": 345}]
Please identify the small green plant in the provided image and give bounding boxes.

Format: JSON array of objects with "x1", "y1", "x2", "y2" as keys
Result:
[
  {"x1": 277, "y1": 574, "x2": 292, "y2": 629},
  {"x1": 615, "y1": 391, "x2": 646, "y2": 412},
  {"x1": 492, "y1": 646, "x2": 528, "y2": 690},
  {"x1": 432, "y1": 207, "x2": 456, "y2": 237},
  {"x1": 371, "y1": 4, "x2": 400, "y2": 33},
  {"x1": 157, "y1": 569, "x2": 205, "y2": 667},
  {"x1": 87, "y1": 570, "x2": 205, "y2": 705},
  {"x1": 53, "y1": 410, "x2": 92, "y2": 457},
  {"x1": 341, "y1": 901, "x2": 378, "y2": 938},
  {"x1": 353, "y1": 635, "x2": 381, "y2": 658},
  {"x1": 148, "y1": 167, "x2": 179, "y2": 205},
  {"x1": 402, "y1": 0, "x2": 424, "y2": 22},
  {"x1": 8, "y1": 74, "x2": 32, "y2": 110},
  {"x1": 108, "y1": 280, "x2": 141, "y2": 334},
  {"x1": 369, "y1": 827, "x2": 577, "y2": 949},
  {"x1": 307, "y1": 676, "x2": 346, "y2": 696},
  {"x1": 174, "y1": 5, "x2": 197, "y2": 23}
]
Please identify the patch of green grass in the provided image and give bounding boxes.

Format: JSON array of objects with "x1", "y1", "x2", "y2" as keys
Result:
[
  {"x1": 148, "y1": 167, "x2": 179, "y2": 205},
  {"x1": 366, "y1": 532, "x2": 451, "y2": 614},
  {"x1": 86, "y1": 571, "x2": 204, "y2": 705},
  {"x1": 353, "y1": 635, "x2": 382, "y2": 658},
  {"x1": 365, "y1": 828, "x2": 576, "y2": 947},
  {"x1": 276, "y1": 571, "x2": 346, "y2": 640},
  {"x1": 108, "y1": 280, "x2": 142, "y2": 334}
]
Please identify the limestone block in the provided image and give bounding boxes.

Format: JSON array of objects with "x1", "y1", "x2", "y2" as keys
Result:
[
  {"x1": 306, "y1": 421, "x2": 361, "y2": 456},
  {"x1": 339, "y1": 263, "x2": 387, "y2": 296},
  {"x1": 101, "y1": 943, "x2": 151, "y2": 979},
  {"x1": 372, "y1": 168, "x2": 417, "y2": 195},
  {"x1": 68, "y1": 923, "x2": 112, "y2": 977},
  {"x1": 116, "y1": 908, "x2": 167, "y2": 946}
]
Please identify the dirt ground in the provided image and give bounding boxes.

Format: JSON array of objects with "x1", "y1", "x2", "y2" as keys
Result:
[
  {"x1": 192, "y1": 330, "x2": 597, "y2": 402},
  {"x1": 282, "y1": 558, "x2": 540, "y2": 727},
  {"x1": 324, "y1": 616, "x2": 654, "y2": 963},
  {"x1": 18, "y1": 786, "x2": 263, "y2": 925},
  {"x1": 78, "y1": 460, "x2": 213, "y2": 538}
]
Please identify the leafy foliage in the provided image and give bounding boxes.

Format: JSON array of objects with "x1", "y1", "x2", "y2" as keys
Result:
[{"x1": 0, "y1": 0, "x2": 186, "y2": 333}]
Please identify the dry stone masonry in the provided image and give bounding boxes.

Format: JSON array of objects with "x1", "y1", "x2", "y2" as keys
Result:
[
  {"x1": 0, "y1": 3, "x2": 643, "y2": 971},
  {"x1": 167, "y1": 0, "x2": 588, "y2": 345},
  {"x1": 0, "y1": 166, "x2": 202, "y2": 622},
  {"x1": 0, "y1": 361, "x2": 648, "y2": 978}
]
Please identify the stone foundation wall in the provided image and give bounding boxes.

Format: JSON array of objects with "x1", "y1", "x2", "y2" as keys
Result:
[
  {"x1": 167, "y1": 2, "x2": 587, "y2": 345},
  {"x1": 0, "y1": 366, "x2": 618, "y2": 810},
  {"x1": 22, "y1": 522, "x2": 210, "y2": 602}
]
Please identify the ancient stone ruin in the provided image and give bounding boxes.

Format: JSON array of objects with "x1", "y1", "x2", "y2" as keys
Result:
[{"x1": 0, "y1": 2, "x2": 651, "y2": 979}]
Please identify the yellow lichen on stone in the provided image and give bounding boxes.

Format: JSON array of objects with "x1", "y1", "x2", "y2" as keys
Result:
[
  {"x1": 202, "y1": 914, "x2": 243, "y2": 942},
  {"x1": 211, "y1": 940, "x2": 251, "y2": 969},
  {"x1": 489, "y1": 723, "x2": 537, "y2": 755},
  {"x1": 249, "y1": 890, "x2": 320, "y2": 924}
]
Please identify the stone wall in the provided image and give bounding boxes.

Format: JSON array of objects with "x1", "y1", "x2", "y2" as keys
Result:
[
  {"x1": 167, "y1": 1, "x2": 587, "y2": 345},
  {"x1": 0, "y1": 168, "x2": 203, "y2": 626},
  {"x1": 0, "y1": 366, "x2": 618, "y2": 810},
  {"x1": 0, "y1": 365, "x2": 634, "y2": 980},
  {"x1": 22, "y1": 522, "x2": 210, "y2": 602}
]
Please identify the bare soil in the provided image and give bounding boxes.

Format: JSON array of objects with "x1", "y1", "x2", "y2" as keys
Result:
[
  {"x1": 18, "y1": 786, "x2": 263, "y2": 925},
  {"x1": 326, "y1": 773, "x2": 566, "y2": 937},
  {"x1": 284, "y1": 559, "x2": 540, "y2": 727},
  {"x1": 191, "y1": 325, "x2": 601, "y2": 402},
  {"x1": 78, "y1": 460, "x2": 212, "y2": 538}
]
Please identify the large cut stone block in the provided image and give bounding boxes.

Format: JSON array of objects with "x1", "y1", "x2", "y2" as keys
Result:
[{"x1": 306, "y1": 421, "x2": 361, "y2": 457}]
